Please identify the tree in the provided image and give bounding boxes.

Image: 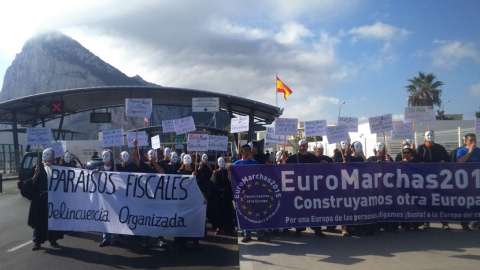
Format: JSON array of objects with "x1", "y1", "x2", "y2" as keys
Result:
[{"x1": 406, "y1": 72, "x2": 444, "y2": 108}]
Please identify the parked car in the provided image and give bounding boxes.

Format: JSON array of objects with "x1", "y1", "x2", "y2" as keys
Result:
[{"x1": 17, "y1": 150, "x2": 83, "y2": 190}]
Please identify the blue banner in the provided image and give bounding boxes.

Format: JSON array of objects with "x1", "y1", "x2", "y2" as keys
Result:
[{"x1": 230, "y1": 163, "x2": 480, "y2": 230}]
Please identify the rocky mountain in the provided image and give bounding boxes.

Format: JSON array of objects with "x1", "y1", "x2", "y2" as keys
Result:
[{"x1": 0, "y1": 32, "x2": 229, "y2": 139}]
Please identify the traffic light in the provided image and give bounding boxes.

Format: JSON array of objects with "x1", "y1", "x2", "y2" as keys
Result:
[{"x1": 50, "y1": 101, "x2": 65, "y2": 114}]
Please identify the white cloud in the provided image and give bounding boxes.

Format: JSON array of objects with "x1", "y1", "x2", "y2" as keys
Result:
[
  {"x1": 432, "y1": 40, "x2": 479, "y2": 68},
  {"x1": 275, "y1": 23, "x2": 313, "y2": 44},
  {"x1": 348, "y1": 22, "x2": 409, "y2": 42},
  {"x1": 469, "y1": 82, "x2": 480, "y2": 97}
]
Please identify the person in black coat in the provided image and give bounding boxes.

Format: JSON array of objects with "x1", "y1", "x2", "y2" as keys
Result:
[{"x1": 28, "y1": 148, "x2": 63, "y2": 250}]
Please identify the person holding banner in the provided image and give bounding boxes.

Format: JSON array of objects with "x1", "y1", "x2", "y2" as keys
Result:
[
  {"x1": 28, "y1": 148, "x2": 63, "y2": 250},
  {"x1": 367, "y1": 142, "x2": 393, "y2": 162},
  {"x1": 212, "y1": 157, "x2": 235, "y2": 236},
  {"x1": 231, "y1": 144, "x2": 270, "y2": 243},
  {"x1": 416, "y1": 130, "x2": 451, "y2": 230},
  {"x1": 117, "y1": 151, "x2": 138, "y2": 173},
  {"x1": 197, "y1": 153, "x2": 214, "y2": 225},
  {"x1": 95, "y1": 149, "x2": 122, "y2": 247},
  {"x1": 398, "y1": 146, "x2": 422, "y2": 231},
  {"x1": 314, "y1": 142, "x2": 333, "y2": 164},
  {"x1": 281, "y1": 139, "x2": 327, "y2": 238},
  {"x1": 59, "y1": 151, "x2": 77, "y2": 167}
]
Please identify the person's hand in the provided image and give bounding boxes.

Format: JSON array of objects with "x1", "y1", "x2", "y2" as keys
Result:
[
  {"x1": 133, "y1": 139, "x2": 138, "y2": 148},
  {"x1": 149, "y1": 156, "x2": 157, "y2": 164}
]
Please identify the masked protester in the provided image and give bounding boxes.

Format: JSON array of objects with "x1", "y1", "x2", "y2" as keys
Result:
[
  {"x1": 28, "y1": 148, "x2": 63, "y2": 250},
  {"x1": 212, "y1": 157, "x2": 235, "y2": 236}
]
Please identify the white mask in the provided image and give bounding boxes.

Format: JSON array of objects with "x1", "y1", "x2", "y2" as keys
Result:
[
  {"x1": 425, "y1": 131, "x2": 435, "y2": 142},
  {"x1": 102, "y1": 151, "x2": 112, "y2": 163},
  {"x1": 353, "y1": 142, "x2": 363, "y2": 153},
  {"x1": 148, "y1": 149, "x2": 156, "y2": 159},
  {"x1": 42, "y1": 149, "x2": 54, "y2": 163},
  {"x1": 164, "y1": 148, "x2": 171, "y2": 157},
  {"x1": 218, "y1": 157, "x2": 225, "y2": 168},
  {"x1": 317, "y1": 143, "x2": 324, "y2": 149},
  {"x1": 171, "y1": 152, "x2": 179, "y2": 163},
  {"x1": 121, "y1": 151, "x2": 129, "y2": 162},
  {"x1": 406, "y1": 139, "x2": 412, "y2": 145},
  {"x1": 183, "y1": 154, "x2": 192, "y2": 166},
  {"x1": 275, "y1": 151, "x2": 282, "y2": 162},
  {"x1": 64, "y1": 152, "x2": 72, "y2": 163},
  {"x1": 340, "y1": 141, "x2": 347, "y2": 150},
  {"x1": 202, "y1": 154, "x2": 208, "y2": 162},
  {"x1": 180, "y1": 153, "x2": 185, "y2": 163},
  {"x1": 375, "y1": 142, "x2": 385, "y2": 152}
]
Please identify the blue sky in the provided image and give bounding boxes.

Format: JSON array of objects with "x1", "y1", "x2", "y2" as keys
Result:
[{"x1": 0, "y1": 0, "x2": 479, "y2": 125}]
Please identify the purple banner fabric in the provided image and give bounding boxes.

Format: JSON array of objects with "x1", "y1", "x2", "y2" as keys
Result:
[{"x1": 230, "y1": 162, "x2": 480, "y2": 230}]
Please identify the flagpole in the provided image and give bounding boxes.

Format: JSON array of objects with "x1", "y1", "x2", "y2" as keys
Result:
[{"x1": 275, "y1": 73, "x2": 278, "y2": 107}]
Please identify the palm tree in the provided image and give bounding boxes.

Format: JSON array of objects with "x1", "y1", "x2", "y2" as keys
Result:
[{"x1": 406, "y1": 72, "x2": 443, "y2": 108}]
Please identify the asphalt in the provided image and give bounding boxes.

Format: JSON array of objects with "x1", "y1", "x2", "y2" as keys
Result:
[{"x1": 3, "y1": 172, "x2": 480, "y2": 269}]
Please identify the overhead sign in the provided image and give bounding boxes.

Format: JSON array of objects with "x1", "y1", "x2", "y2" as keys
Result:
[
  {"x1": 192, "y1": 97, "x2": 219, "y2": 112},
  {"x1": 90, "y1": 112, "x2": 111, "y2": 123},
  {"x1": 50, "y1": 101, "x2": 65, "y2": 114}
]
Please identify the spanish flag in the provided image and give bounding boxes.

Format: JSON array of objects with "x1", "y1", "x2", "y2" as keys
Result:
[{"x1": 276, "y1": 76, "x2": 293, "y2": 100}]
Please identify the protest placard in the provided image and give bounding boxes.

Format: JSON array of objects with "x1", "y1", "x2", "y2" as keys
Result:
[
  {"x1": 126, "y1": 131, "x2": 149, "y2": 147},
  {"x1": 48, "y1": 166, "x2": 206, "y2": 237},
  {"x1": 230, "y1": 116, "x2": 249, "y2": 133},
  {"x1": 423, "y1": 109, "x2": 437, "y2": 124},
  {"x1": 208, "y1": 135, "x2": 228, "y2": 151},
  {"x1": 162, "y1": 119, "x2": 175, "y2": 133},
  {"x1": 325, "y1": 125, "x2": 350, "y2": 144},
  {"x1": 125, "y1": 98, "x2": 152, "y2": 118},
  {"x1": 174, "y1": 116, "x2": 196, "y2": 135},
  {"x1": 265, "y1": 127, "x2": 284, "y2": 144},
  {"x1": 337, "y1": 117, "x2": 358, "y2": 132},
  {"x1": 274, "y1": 118, "x2": 298, "y2": 136},
  {"x1": 369, "y1": 114, "x2": 393, "y2": 134},
  {"x1": 27, "y1": 127, "x2": 52, "y2": 145},
  {"x1": 476, "y1": 118, "x2": 480, "y2": 135},
  {"x1": 47, "y1": 141, "x2": 66, "y2": 158},
  {"x1": 391, "y1": 121, "x2": 414, "y2": 140},
  {"x1": 187, "y1": 134, "x2": 209, "y2": 152},
  {"x1": 151, "y1": 135, "x2": 161, "y2": 150},
  {"x1": 102, "y1": 129, "x2": 124, "y2": 148},
  {"x1": 304, "y1": 120, "x2": 327, "y2": 137},
  {"x1": 404, "y1": 107, "x2": 427, "y2": 123}
]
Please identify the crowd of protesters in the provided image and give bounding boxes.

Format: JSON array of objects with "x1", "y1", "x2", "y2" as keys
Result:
[{"x1": 25, "y1": 131, "x2": 479, "y2": 251}]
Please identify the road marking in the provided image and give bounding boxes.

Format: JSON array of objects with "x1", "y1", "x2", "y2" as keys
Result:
[{"x1": 7, "y1": 241, "x2": 31, "y2": 252}]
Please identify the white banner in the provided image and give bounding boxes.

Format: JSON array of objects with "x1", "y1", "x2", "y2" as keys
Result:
[
  {"x1": 337, "y1": 117, "x2": 358, "y2": 132},
  {"x1": 230, "y1": 116, "x2": 249, "y2": 133},
  {"x1": 174, "y1": 116, "x2": 196, "y2": 135},
  {"x1": 102, "y1": 129, "x2": 124, "y2": 148},
  {"x1": 304, "y1": 120, "x2": 327, "y2": 137},
  {"x1": 187, "y1": 134, "x2": 209, "y2": 152},
  {"x1": 27, "y1": 127, "x2": 52, "y2": 145},
  {"x1": 265, "y1": 127, "x2": 284, "y2": 144},
  {"x1": 325, "y1": 125, "x2": 350, "y2": 144},
  {"x1": 126, "y1": 131, "x2": 149, "y2": 147},
  {"x1": 369, "y1": 114, "x2": 393, "y2": 134},
  {"x1": 48, "y1": 166, "x2": 206, "y2": 237},
  {"x1": 274, "y1": 118, "x2": 298, "y2": 136},
  {"x1": 208, "y1": 135, "x2": 228, "y2": 151},
  {"x1": 125, "y1": 98, "x2": 153, "y2": 118},
  {"x1": 162, "y1": 120, "x2": 176, "y2": 133}
]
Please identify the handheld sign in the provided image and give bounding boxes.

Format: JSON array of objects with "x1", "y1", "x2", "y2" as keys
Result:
[
  {"x1": 102, "y1": 129, "x2": 124, "y2": 148},
  {"x1": 162, "y1": 119, "x2": 175, "y2": 133},
  {"x1": 265, "y1": 127, "x2": 284, "y2": 144},
  {"x1": 151, "y1": 135, "x2": 161, "y2": 150},
  {"x1": 337, "y1": 117, "x2": 358, "y2": 132},
  {"x1": 476, "y1": 118, "x2": 480, "y2": 135},
  {"x1": 27, "y1": 127, "x2": 52, "y2": 145},
  {"x1": 208, "y1": 135, "x2": 228, "y2": 151},
  {"x1": 274, "y1": 118, "x2": 298, "y2": 136},
  {"x1": 391, "y1": 122, "x2": 414, "y2": 140},
  {"x1": 325, "y1": 125, "x2": 350, "y2": 144},
  {"x1": 369, "y1": 114, "x2": 393, "y2": 134},
  {"x1": 305, "y1": 120, "x2": 327, "y2": 137},
  {"x1": 192, "y1": 97, "x2": 219, "y2": 112},
  {"x1": 126, "y1": 131, "x2": 149, "y2": 147},
  {"x1": 46, "y1": 141, "x2": 67, "y2": 158},
  {"x1": 125, "y1": 98, "x2": 152, "y2": 118},
  {"x1": 187, "y1": 134, "x2": 209, "y2": 152},
  {"x1": 423, "y1": 109, "x2": 436, "y2": 124},
  {"x1": 174, "y1": 116, "x2": 196, "y2": 135},
  {"x1": 230, "y1": 116, "x2": 249, "y2": 133},
  {"x1": 404, "y1": 107, "x2": 427, "y2": 123}
]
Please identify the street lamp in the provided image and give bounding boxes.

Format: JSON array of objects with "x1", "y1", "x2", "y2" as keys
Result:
[
  {"x1": 441, "y1": 100, "x2": 450, "y2": 120},
  {"x1": 338, "y1": 101, "x2": 345, "y2": 118}
]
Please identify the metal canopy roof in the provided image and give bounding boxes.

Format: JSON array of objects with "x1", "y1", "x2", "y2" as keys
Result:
[{"x1": 0, "y1": 86, "x2": 283, "y2": 126}]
